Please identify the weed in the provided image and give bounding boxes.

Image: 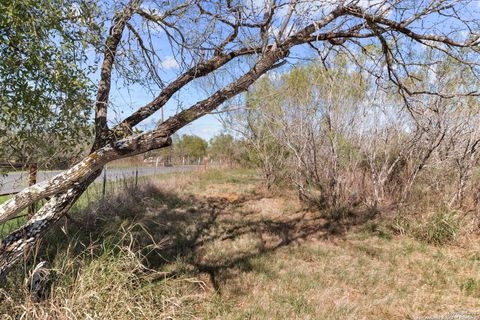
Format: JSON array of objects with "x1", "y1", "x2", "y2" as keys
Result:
[
  {"x1": 362, "y1": 221, "x2": 393, "y2": 240},
  {"x1": 391, "y1": 208, "x2": 463, "y2": 245}
]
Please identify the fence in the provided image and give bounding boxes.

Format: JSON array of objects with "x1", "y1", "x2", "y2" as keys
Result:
[
  {"x1": 0, "y1": 164, "x2": 142, "y2": 231},
  {"x1": 0, "y1": 162, "x2": 202, "y2": 220}
]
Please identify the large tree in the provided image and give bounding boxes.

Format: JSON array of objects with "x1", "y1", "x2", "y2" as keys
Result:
[
  {"x1": 0, "y1": 0, "x2": 479, "y2": 276},
  {"x1": 173, "y1": 134, "x2": 208, "y2": 164},
  {"x1": 0, "y1": 0, "x2": 101, "y2": 168}
]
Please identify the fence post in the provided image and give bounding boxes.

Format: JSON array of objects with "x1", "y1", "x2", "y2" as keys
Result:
[
  {"x1": 28, "y1": 163, "x2": 38, "y2": 218},
  {"x1": 102, "y1": 167, "x2": 107, "y2": 199},
  {"x1": 135, "y1": 169, "x2": 138, "y2": 189}
]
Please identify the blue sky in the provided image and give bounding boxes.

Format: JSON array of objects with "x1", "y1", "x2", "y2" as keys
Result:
[
  {"x1": 106, "y1": 52, "x2": 227, "y2": 141},
  {"x1": 96, "y1": 0, "x2": 479, "y2": 142},
  {"x1": 96, "y1": 0, "x2": 317, "y2": 141},
  {"x1": 81, "y1": 1, "x2": 224, "y2": 142},
  {"x1": 108, "y1": 77, "x2": 226, "y2": 141}
]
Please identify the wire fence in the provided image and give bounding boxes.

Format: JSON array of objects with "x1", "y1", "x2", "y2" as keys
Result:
[{"x1": 0, "y1": 162, "x2": 203, "y2": 236}]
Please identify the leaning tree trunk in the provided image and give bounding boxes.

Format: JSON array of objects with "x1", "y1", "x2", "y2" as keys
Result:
[
  {"x1": 0, "y1": 132, "x2": 172, "y2": 278},
  {"x1": 0, "y1": 171, "x2": 100, "y2": 276}
]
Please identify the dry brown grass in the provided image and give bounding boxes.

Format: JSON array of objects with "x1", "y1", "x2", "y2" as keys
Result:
[{"x1": 1, "y1": 168, "x2": 480, "y2": 319}]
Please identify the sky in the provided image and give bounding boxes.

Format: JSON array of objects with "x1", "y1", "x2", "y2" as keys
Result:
[
  {"x1": 107, "y1": 54, "x2": 227, "y2": 142},
  {"x1": 108, "y1": 76, "x2": 227, "y2": 141},
  {"x1": 91, "y1": 1, "x2": 232, "y2": 142},
  {"x1": 97, "y1": 0, "x2": 480, "y2": 142},
  {"x1": 98, "y1": 0, "x2": 318, "y2": 141}
]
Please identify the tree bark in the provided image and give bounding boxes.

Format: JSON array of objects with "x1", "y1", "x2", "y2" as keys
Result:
[
  {"x1": 92, "y1": 0, "x2": 143, "y2": 150},
  {"x1": 0, "y1": 171, "x2": 99, "y2": 276}
]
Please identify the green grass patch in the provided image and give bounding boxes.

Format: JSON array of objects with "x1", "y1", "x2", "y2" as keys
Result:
[
  {"x1": 393, "y1": 208, "x2": 463, "y2": 245},
  {"x1": 198, "y1": 168, "x2": 257, "y2": 184},
  {"x1": 0, "y1": 194, "x2": 9, "y2": 205}
]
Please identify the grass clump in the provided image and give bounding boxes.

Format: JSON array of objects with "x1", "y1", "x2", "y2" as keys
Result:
[
  {"x1": 393, "y1": 208, "x2": 463, "y2": 245},
  {"x1": 0, "y1": 195, "x2": 8, "y2": 205},
  {"x1": 416, "y1": 209, "x2": 463, "y2": 245},
  {"x1": 461, "y1": 278, "x2": 480, "y2": 298}
]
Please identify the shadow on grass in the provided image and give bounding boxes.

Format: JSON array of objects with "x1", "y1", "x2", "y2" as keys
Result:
[{"x1": 40, "y1": 181, "x2": 379, "y2": 292}]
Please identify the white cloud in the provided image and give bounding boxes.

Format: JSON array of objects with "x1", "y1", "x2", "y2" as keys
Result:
[
  {"x1": 354, "y1": 0, "x2": 392, "y2": 17},
  {"x1": 180, "y1": 121, "x2": 222, "y2": 140},
  {"x1": 160, "y1": 56, "x2": 179, "y2": 70},
  {"x1": 199, "y1": 127, "x2": 217, "y2": 135},
  {"x1": 356, "y1": 0, "x2": 384, "y2": 8}
]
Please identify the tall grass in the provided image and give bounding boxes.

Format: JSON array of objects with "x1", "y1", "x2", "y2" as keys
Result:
[
  {"x1": 392, "y1": 208, "x2": 464, "y2": 245},
  {"x1": 0, "y1": 173, "x2": 206, "y2": 319},
  {"x1": 0, "y1": 224, "x2": 206, "y2": 319}
]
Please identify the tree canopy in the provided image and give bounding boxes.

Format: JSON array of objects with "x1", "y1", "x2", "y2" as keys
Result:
[
  {"x1": 0, "y1": 0, "x2": 101, "y2": 166},
  {"x1": 173, "y1": 134, "x2": 208, "y2": 163}
]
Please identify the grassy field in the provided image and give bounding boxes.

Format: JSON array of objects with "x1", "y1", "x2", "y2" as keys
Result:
[{"x1": 1, "y1": 169, "x2": 480, "y2": 319}]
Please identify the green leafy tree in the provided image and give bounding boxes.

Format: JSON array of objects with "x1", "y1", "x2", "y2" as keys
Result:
[
  {"x1": 0, "y1": 0, "x2": 101, "y2": 167},
  {"x1": 173, "y1": 134, "x2": 208, "y2": 164},
  {"x1": 209, "y1": 133, "x2": 237, "y2": 164}
]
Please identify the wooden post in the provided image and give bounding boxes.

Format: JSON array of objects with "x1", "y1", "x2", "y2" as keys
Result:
[
  {"x1": 28, "y1": 163, "x2": 38, "y2": 217},
  {"x1": 135, "y1": 169, "x2": 138, "y2": 189},
  {"x1": 102, "y1": 167, "x2": 107, "y2": 199}
]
